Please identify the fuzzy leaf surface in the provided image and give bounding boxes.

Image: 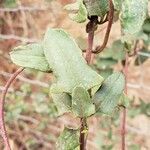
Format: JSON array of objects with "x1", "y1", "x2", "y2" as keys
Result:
[
  {"x1": 120, "y1": 0, "x2": 148, "y2": 42},
  {"x1": 83, "y1": 0, "x2": 109, "y2": 18},
  {"x1": 72, "y1": 87, "x2": 95, "y2": 117},
  {"x1": 93, "y1": 72, "x2": 125, "y2": 115},
  {"x1": 10, "y1": 43, "x2": 51, "y2": 72},
  {"x1": 51, "y1": 93, "x2": 72, "y2": 116},
  {"x1": 56, "y1": 127, "x2": 80, "y2": 150},
  {"x1": 43, "y1": 28, "x2": 103, "y2": 94},
  {"x1": 64, "y1": 0, "x2": 87, "y2": 23}
]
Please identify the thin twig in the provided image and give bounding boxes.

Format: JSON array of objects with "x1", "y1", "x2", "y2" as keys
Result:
[
  {"x1": 1, "y1": 71, "x2": 150, "y2": 91},
  {"x1": 0, "y1": 71, "x2": 49, "y2": 88},
  {"x1": 0, "y1": 6, "x2": 47, "y2": 12},
  {"x1": 85, "y1": 31, "x2": 94, "y2": 64},
  {"x1": 0, "y1": 34, "x2": 38, "y2": 43},
  {"x1": 0, "y1": 67, "x2": 24, "y2": 150},
  {"x1": 128, "y1": 40, "x2": 139, "y2": 57},
  {"x1": 17, "y1": 0, "x2": 28, "y2": 37},
  {"x1": 121, "y1": 53, "x2": 128, "y2": 150},
  {"x1": 85, "y1": 16, "x2": 98, "y2": 64},
  {"x1": 92, "y1": 0, "x2": 114, "y2": 54}
]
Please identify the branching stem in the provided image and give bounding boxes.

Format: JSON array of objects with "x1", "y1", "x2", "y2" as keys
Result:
[
  {"x1": 92, "y1": 0, "x2": 114, "y2": 54},
  {"x1": 0, "y1": 67, "x2": 24, "y2": 150}
]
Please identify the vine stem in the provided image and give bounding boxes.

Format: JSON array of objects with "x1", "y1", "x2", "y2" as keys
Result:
[
  {"x1": 121, "y1": 53, "x2": 128, "y2": 150},
  {"x1": 0, "y1": 67, "x2": 24, "y2": 150},
  {"x1": 92, "y1": 0, "x2": 114, "y2": 54},
  {"x1": 80, "y1": 118, "x2": 87, "y2": 150},
  {"x1": 80, "y1": 16, "x2": 96, "y2": 149},
  {"x1": 85, "y1": 31, "x2": 94, "y2": 64}
]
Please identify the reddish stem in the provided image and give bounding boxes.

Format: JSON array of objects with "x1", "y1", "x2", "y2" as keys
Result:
[
  {"x1": 92, "y1": 0, "x2": 114, "y2": 54},
  {"x1": 121, "y1": 107, "x2": 126, "y2": 150},
  {"x1": 121, "y1": 53, "x2": 128, "y2": 150},
  {"x1": 85, "y1": 31, "x2": 94, "y2": 64},
  {"x1": 80, "y1": 118, "x2": 87, "y2": 150},
  {"x1": 80, "y1": 15, "x2": 96, "y2": 149},
  {"x1": 0, "y1": 67, "x2": 24, "y2": 150}
]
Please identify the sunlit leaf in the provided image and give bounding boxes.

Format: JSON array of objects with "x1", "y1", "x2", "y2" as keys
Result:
[
  {"x1": 43, "y1": 28, "x2": 103, "y2": 94},
  {"x1": 10, "y1": 43, "x2": 51, "y2": 72}
]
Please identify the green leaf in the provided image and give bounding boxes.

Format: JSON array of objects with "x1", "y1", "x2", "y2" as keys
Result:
[
  {"x1": 111, "y1": 40, "x2": 125, "y2": 61},
  {"x1": 118, "y1": 93, "x2": 130, "y2": 108},
  {"x1": 93, "y1": 72, "x2": 125, "y2": 115},
  {"x1": 10, "y1": 43, "x2": 51, "y2": 72},
  {"x1": 43, "y1": 28, "x2": 103, "y2": 94},
  {"x1": 51, "y1": 93, "x2": 72, "y2": 116},
  {"x1": 96, "y1": 58, "x2": 117, "y2": 69},
  {"x1": 113, "y1": 0, "x2": 122, "y2": 11},
  {"x1": 56, "y1": 127, "x2": 80, "y2": 150},
  {"x1": 143, "y1": 17, "x2": 150, "y2": 34},
  {"x1": 72, "y1": 87, "x2": 95, "y2": 117},
  {"x1": 120, "y1": 0, "x2": 148, "y2": 42},
  {"x1": 98, "y1": 69, "x2": 113, "y2": 79},
  {"x1": 64, "y1": 0, "x2": 87, "y2": 23},
  {"x1": 3, "y1": 0, "x2": 17, "y2": 8},
  {"x1": 76, "y1": 37, "x2": 87, "y2": 50},
  {"x1": 83, "y1": 0, "x2": 109, "y2": 18}
]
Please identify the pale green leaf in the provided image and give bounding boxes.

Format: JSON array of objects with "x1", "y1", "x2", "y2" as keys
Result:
[
  {"x1": 56, "y1": 127, "x2": 80, "y2": 150},
  {"x1": 51, "y1": 93, "x2": 71, "y2": 116},
  {"x1": 43, "y1": 28, "x2": 103, "y2": 94},
  {"x1": 64, "y1": 0, "x2": 87, "y2": 23},
  {"x1": 83, "y1": 0, "x2": 109, "y2": 18},
  {"x1": 119, "y1": 93, "x2": 130, "y2": 108},
  {"x1": 143, "y1": 17, "x2": 150, "y2": 34},
  {"x1": 96, "y1": 58, "x2": 117, "y2": 69},
  {"x1": 72, "y1": 87, "x2": 95, "y2": 117},
  {"x1": 3, "y1": 0, "x2": 17, "y2": 8},
  {"x1": 10, "y1": 43, "x2": 51, "y2": 72},
  {"x1": 120, "y1": 0, "x2": 148, "y2": 42},
  {"x1": 93, "y1": 72, "x2": 125, "y2": 115},
  {"x1": 112, "y1": 0, "x2": 122, "y2": 11},
  {"x1": 111, "y1": 40, "x2": 125, "y2": 61}
]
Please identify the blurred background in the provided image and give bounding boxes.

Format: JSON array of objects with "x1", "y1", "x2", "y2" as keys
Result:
[{"x1": 0, "y1": 0, "x2": 150, "y2": 149}]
